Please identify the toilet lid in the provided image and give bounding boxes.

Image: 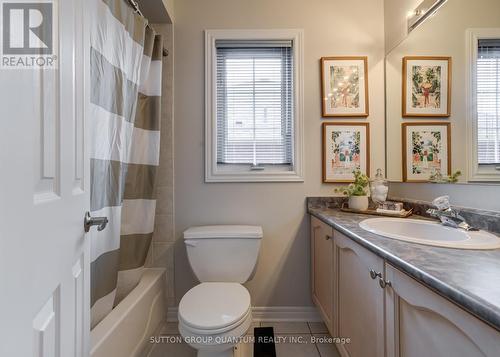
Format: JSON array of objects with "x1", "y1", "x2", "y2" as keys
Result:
[{"x1": 179, "y1": 282, "x2": 251, "y2": 330}]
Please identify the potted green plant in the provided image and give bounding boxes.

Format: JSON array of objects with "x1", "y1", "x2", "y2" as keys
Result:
[
  {"x1": 429, "y1": 170, "x2": 462, "y2": 183},
  {"x1": 335, "y1": 169, "x2": 370, "y2": 211}
]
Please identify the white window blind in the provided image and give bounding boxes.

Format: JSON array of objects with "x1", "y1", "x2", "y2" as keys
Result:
[
  {"x1": 477, "y1": 39, "x2": 500, "y2": 165},
  {"x1": 216, "y1": 40, "x2": 294, "y2": 169}
]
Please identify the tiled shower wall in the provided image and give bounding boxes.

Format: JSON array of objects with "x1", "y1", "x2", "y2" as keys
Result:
[{"x1": 146, "y1": 23, "x2": 175, "y2": 307}]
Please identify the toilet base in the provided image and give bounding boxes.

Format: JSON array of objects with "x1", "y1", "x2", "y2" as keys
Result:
[{"x1": 197, "y1": 347, "x2": 234, "y2": 357}]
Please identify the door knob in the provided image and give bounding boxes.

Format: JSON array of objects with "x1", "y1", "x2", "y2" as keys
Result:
[{"x1": 84, "y1": 212, "x2": 108, "y2": 233}]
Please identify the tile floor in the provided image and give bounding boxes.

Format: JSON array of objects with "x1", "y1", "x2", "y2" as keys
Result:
[{"x1": 148, "y1": 321, "x2": 341, "y2": 357}]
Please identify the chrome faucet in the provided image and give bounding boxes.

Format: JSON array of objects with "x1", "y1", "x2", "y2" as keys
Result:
[{"x1": 426, "y1": 196, "x2": 478, "y2": 231}]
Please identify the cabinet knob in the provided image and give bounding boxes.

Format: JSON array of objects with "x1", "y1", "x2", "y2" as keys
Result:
[
  {"x1": 369, "y1": 269, "x2": 382, "y2": 280},
  {"x1": 325, "y1": 235, "x2": 332, "y2": 240},
  {"x1": 379, "y1": 277, "x2": 392, "y2": 289}
]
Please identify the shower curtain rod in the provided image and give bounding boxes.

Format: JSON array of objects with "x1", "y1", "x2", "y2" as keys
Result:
[{"x1": 127, "y1": 0, "x2": 169, "y2": 57}]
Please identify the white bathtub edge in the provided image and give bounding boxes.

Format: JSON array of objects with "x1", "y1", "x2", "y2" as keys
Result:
[{"x1": 90, "y1": 268, "x2": 167, "y2": 357}]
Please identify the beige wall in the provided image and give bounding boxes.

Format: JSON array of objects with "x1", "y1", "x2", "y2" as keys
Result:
[
  {"x1": 146, "y1": 23, "x2": 176, "y2": 308},
  {"x1": 138, "y1": 0, "x2": 173, "y2": 24},
  {"x1": 172, "y1": 0, "x2": 385, "y2": 307},
  {"x1": 161, "y1": 0, "x2": 174, "y2": 22},
  {"x1": 384, "y1": 0, "x2": 421, "y2": 54},
  {"x1": 389, "y1": 182, "x2": 500, "y2": 211}
]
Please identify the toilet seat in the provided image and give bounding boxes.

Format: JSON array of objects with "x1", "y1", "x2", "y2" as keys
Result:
[
  {"x1": 178, "y1": 307, "x2": 253, "y2": 354},
  {"x1": 180, "y1": 307, "x2": 251, "y2": 336},
  {"x1": 178, "y1": 282, "x2": 251, "y2": 334}
]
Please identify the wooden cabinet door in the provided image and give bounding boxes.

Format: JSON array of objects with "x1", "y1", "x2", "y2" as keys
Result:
[
  {"x1": 311, "y1": 216, "x2": 334, "y2": 334},
  {"x1": 385, "y1": 263, "x2": 500, "y2": 357},
  {"x1": 335, "y1": 231, "x2": 385, "y2": 357}
]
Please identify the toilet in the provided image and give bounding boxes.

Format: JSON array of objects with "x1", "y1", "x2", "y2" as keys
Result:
[{"x1": 178, "y1": 225, "x2": 263, "y2": 357}]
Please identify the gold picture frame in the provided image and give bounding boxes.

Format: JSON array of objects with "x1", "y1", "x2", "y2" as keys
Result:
[
  {"x1": 402, "y1": 56, "x2": 452, "y2": 117},
  {"x1": 402, "y1": 122, "x2": 451, "y2": 182},
  {"x1": 321, "y1": 57, "x2": 369, "y2": 117},
  {"x1": 322, "y1": 122, "x2": 370, "y2": 183}
]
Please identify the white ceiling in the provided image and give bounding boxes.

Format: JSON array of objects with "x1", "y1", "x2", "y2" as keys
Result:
[{"x1": 137, "y1": 0, "x2": 172, "y2": 23}]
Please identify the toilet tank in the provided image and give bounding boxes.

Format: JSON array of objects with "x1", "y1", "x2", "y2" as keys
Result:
[{"x1": 183, "y1": 225, "x2": 263, "y2": 283}]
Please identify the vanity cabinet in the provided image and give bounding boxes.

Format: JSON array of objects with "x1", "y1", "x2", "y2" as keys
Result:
[
  {"x1": 335, "y1": 231, "x2": 385, "y2": 357},
  {"x1": 385, "y1": 264, "x2": 500, "y2": 357},
  {"x1": 309, "y1": 215, "x2": 500, "y2": 357},
  {"x1": 310, "y1": 216, "x2": 334, "y2": 334}
]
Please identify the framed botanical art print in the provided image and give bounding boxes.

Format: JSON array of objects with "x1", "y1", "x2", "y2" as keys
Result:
[
  {"x1": 322, "y1": 123, "x2": 370, "y2": 183},
  {"x1": 321, "y1": 57, "x2": 369, "y2": 117},
  {"x1": 402, "y1": 56, "x2": 451, "y2": 117},
  {"x1": 402, "y1": 123, "x2": 451, "y2": 182}
]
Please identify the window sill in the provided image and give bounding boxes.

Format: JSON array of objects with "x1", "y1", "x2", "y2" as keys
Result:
[
  {"x1": 205, "y1": 170, "x2": 304, "y2": 183},
  {"x1": 467, "y1": 165, "x2": 500, "y2": 182}
]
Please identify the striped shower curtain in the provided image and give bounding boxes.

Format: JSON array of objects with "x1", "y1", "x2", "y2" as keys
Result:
[{"x1": 89, "y1": 0, "x2": 162, "y2": 328}]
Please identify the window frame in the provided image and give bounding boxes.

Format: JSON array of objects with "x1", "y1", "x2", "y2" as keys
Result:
[
  {"x1": 466, "y1": 28, "x2": 500, "y2": 182},
  {"x1": 205, "y1": 29, "x2": 304, "y2": 182}
]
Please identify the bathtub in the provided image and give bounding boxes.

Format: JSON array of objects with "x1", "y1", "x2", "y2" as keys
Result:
[{"x1": 90, "y1": 268, "x2": 167, "y2": 357}]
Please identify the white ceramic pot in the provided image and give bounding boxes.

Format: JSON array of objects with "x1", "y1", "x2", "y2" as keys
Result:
[{"x1": 349, "y1": 196, "x2": 369, "y2": 211}]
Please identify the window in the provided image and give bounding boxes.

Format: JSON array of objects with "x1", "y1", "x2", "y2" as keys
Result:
[
  {"x1": 216, "y1": 43, "x2": 293, "y2": 167},
  {"x1": 477, "y1": 39, "x2": 500, "y2": 165},
  {"x1": 205, "y1": 30, "x2": 304, "y2": 182},
  {"x1": 467, "y1": 29, "x2": 500, "y2": 181}
]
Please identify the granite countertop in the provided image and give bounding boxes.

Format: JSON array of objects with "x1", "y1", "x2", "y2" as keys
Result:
[{"x1": 308, "y1": 204, "x2": 500, "y2": 332}]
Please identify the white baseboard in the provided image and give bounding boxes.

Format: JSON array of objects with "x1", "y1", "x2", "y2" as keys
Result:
[
  {"x1": 167, "y1": 306, "x2": 321, "y2": 323},
  {"x1": 251, "y1": 306, "x2": 322, "y2": 322}
]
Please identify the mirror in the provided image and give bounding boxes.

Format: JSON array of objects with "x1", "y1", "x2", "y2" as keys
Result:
[{"x1": 385, "y1": 0, "x2": 500, "y2": 184}]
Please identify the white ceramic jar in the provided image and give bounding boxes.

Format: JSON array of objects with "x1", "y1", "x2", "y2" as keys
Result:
[{"x1": 349, "y1": 196, "x2": 369, "y2": 211}]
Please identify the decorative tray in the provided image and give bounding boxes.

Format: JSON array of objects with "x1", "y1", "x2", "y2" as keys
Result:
[{"x1": 340, "y1": 203, "x2": 413, "y2": 218}]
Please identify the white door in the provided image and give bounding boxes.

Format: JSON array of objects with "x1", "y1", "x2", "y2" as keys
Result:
[{"x1": 0, "y1": 0, "x2": 92, "y2": 356}]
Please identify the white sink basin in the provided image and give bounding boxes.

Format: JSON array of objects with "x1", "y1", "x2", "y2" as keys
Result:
[{"x1": 359, "y1": 218, "x2": 500, "y2": 250}]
